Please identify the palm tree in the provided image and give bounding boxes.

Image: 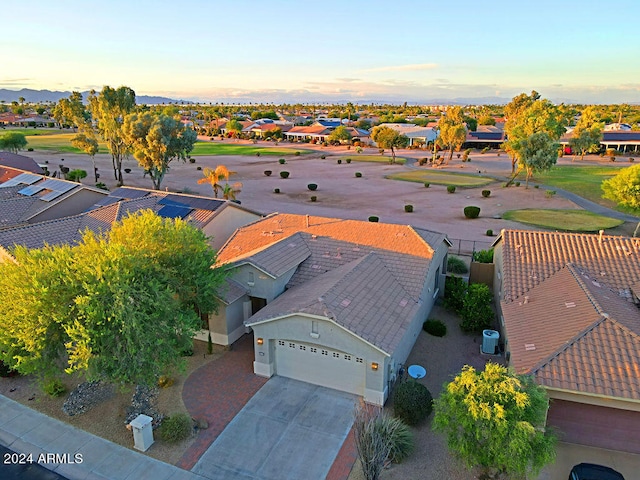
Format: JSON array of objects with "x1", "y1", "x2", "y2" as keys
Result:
[
  {"x1": 222, "y1": 182, "x2": 242, "y2": 201},
  {"x1": 197, "y1": 166, "x2": 234, "y2": 198}
]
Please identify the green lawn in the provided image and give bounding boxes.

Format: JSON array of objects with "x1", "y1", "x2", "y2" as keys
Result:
[
  {"x1": 502, "y1": 209, "x2": 624, "y2": 232},
  {"x1": 386, "y1": 170, "x2": 494, "y2": 187},
  {"x1": 191, "y1": 142, "x2": 313, "y2": 156},
  {"x1": 24, "y1": 134, "x2": 110, "y2": 154},
  {"x1": 339, "y1": 154, "x2": 406, "y2": 164},
  {"x1": 1, "y1": 128, "x2": 63, "y2": 136},
  {"x1": 526, "y1": 165, "x2": 639, "y2": 216}
]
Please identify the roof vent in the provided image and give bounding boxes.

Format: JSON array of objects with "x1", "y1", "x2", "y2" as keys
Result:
[
  {"x1": 525, "y1": 343, "x2": 536, "y2": 351},
  {"x1": 565, "y1": 302, "x2": 576, "y2": 308},
  {"x1": 399, "y1": 298, "x2": 408, "y2": 307},
  {"x1": 592, "y1": 280, "x2": 601, "y2": 287},
  {"x1": 598, "y1": 229, "x2": 604, "y2": 245},
  {"x1": 340, "y1": 299, "x2": 351, "y2": 307},
  {"x1": 311, "y1": 264, "x2": 321, "y2": 269}
]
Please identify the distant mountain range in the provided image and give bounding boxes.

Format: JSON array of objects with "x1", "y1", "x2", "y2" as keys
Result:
[{"x1": 0, "y1": 88, "x2": 191, "y2": 105}]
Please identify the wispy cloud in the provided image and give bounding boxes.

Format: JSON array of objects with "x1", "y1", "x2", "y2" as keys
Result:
[
  {"x1": 0, "y1": 78, "x2": 32, "y2": 86},
  {"x1": 362, "y1": 63, "x2": 437, "y2": 73}
]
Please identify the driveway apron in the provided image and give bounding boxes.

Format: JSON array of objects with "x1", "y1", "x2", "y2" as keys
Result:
[{"x1": 191, "y1": 377, "x2": 356, "y2": 480}]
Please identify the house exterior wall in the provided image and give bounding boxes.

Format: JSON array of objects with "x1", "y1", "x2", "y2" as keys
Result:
[
  {"x1": 234, "y1": 264, "x2": 298, "y2": 302},
  {"x1": 250, "y1": 314, "x2": 389, "y2": 405},
  {"x1": 29, "y1": 188, "x2": 107, "y2": 223},
  {"x1": 196, "y1": 296, "x2": 250, "y2": 346},
  {"x1": 202, "y1": 206, "x2": 261, "y2": 252}
]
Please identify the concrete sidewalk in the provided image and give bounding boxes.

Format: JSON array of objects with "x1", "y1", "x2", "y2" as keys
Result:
[{"x1": 0, "y1": 395, "x2": 203, "y2": 480}]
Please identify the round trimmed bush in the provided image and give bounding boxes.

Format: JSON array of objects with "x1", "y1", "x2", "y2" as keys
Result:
[
  {"x1": 463, "y1": 206, "x2": 481, "y2": 219},
  {"x1": 486, "y1": 229, "x2": 494, "y2": 236},
  {"x1": 279, "y1": 171, "x2": 290, "y2": 179},
  {"x1": 355, "y1": 172, "x2": 362, "y2": 178},
  {"x1": 337, "y1": 159, "x2": 342, "y2": 164},
  {"x1": 515, "y1": 181, "x2": 521, "y2": 187},
  {"x1": 307, "y1": 183, "x2": 318, "y2": 191},
  {"x1": 393, "y1": 381, "x2": 433, "y2": 426},
  {"x1": 447, "y1": 185, "x2": 456, "y2": 194},
  {"x1": 310, "y1": 195, "x2": 317, "y2": 202},
  {"x1": 368, "y1": 216, "x2": 379, "y2": 222},
  {"x1": 274, "y1": 188, "x2": 280, "y2": 194},
  {"x1": 255, "y1": 152, "x2": 261, "y2": 157},
  {"x1": 423, "y1": 319, "x2": 447, "y2": 337},
  {"x1": 189, "y1": 157, "x2": 196, "y2": 163},
  {"x1": 264, "y1": 170, "x2": 272, "y2": 176},
  {"x1": 346, "y1": 158, "x2": 352, "y2": 163},
  {"x1": 320, "y1": 154, "x2": 326, "y2": 159},
  {"x1": 294, "y1": 151, "x2": 300, "y2": 156},
  {"x1": 159, "y1": 413, "x2": 192, "y2": 443},
  {"x1": 424, "y1": 182, "x2": 430, "y2": 188},
  {"x1": 278, "y1": 158, "x2": 286, "y2": 164},
  {"x1": 482, "y1": 190, "x2": 491, "y2": 198},
  {"x1": 404, "y1": 204, "x2": 414, "y2": 213},
  {"x1": 447, "y1": 256, "x2": 468, "y2": 274},
  {"x1": 196, "y1": 166, "x2": 202, "y2": 170}
]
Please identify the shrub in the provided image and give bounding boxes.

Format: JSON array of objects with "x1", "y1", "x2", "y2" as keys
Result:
[
  {"x1": 630, "y1": 158, "x2": 635, "y2": 163},
  {"x1": 278, "y1": 158, "x2": 286, "y2": 164},
  {"x1": 473, "y1": 248, "x2": 494, "y2": 263},
  {"x1": 0, "y1": 360, "x2": 18, "y2": 377},
  {"x1": 423, "y1": 319, "x2": 447, "y2": 337},
  {"x1": 447, "y1": 256, "x2": 468, "y2": 274},
  {"x1": 374, "y1": 415, "x2": 414, "y2": 464},
  {"x1": 67, "y1": 169, "x2": 87, "y2": 182},
  {"x1": 424, "y1": 182, "x2": 430, "y2": 188},
  {"x1": 368, "y1": 216, "x2": 379, "y2": 222},
  {"x1": 355, "y1": 172, "x2": 362, "y2": 178},
  {"x1": 320, "y1": 155, "x2": 326, "y2": 159},
  {"x1": 355, "y1": 146, "x2": 363, "y2": 154},
  {"x1": 404, "y1": 204, "x2": 413, "y2": 213},
  {"x1": 274, "y1": 188, "x2": 280, "y2": 193},
  {"x1": 545, "y1": 189, "x2": 556, "y2": 198},
  {"x1": 279, "y1": 171, "x2": 290, "y2": 178},
  {"x1": 460, "y1": 283, "x2": 494, "y2": 333},
  {"x1": 196, "y1": 166, "x2": 202, "y2": 170},
  {"x1": 463, "y1": 206, "x2": 481, "y2": 219},
  {"x1": 189, "y1": 157, "x2": 196, "y2": 163},
  {"x1": 346, "y1": 158, "x2": 352, "y2": 163},
  {"x1": 481, "y1": 190, "x2": 491, "y2": 198},
  {"x1": 444, "y1": 276, "x2": 467, "y2": 313},
  {"x1": 43, "y1": 378, "x2": 66, "y2": 397},
  {"x1": 95, "y1": 182, "x2": 108, "y2": 191},
  {"x1": 124, "y1": 168, "x2": 131, "y2": 174},
  {"x1": 486, "y1": 229, "x2": 493, "y2": 236},
  {"x1": 481, "y1": 147, "x2": 490, "y2": 154},
  {"x1": 337, "y1": 159, "x2": 342, "y2": 164},
  {"x1": 27, "y1": 147, "x2": 34, "y2": 151},
  {"x1": 379, "y1": 148, "x2": 385, "y2": 155},
  {"x1": 264, "y1": 170, "x2": 272, "y2": 176},
  {"x1": 255, "y1": 152, "x2": 260, "y2": 157},
  {"x1": 534, "y1": 184, "x2": 539, "y2": 188},
  {"x1": 515, "y1": 181, "x2": 521, "y2": 187},
  {"x1": 447, "y1": 185, "x2": 456, "y2": 194},
  {"x1": 159, "y1": 413, "x2": 193, "y2": 443},
  {"x1": 294, "y1": 151, "x2": 301, "y2": 156},
  {"x1": 310, "y1": 195, "x2": 317, "y2": 202},
  {"x1": 158, "y1": 375, "x2": 174, "y2": 388},
  {"x1": 307, "y1": 183, "x2": 318, "y2": 191},
  {"x1": 393, "y1": 381, "x2": 433, "y2": 426}
]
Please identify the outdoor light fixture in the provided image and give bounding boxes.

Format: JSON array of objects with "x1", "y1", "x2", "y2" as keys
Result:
[
  {"x1": 257, "y1": 337, "x2": 264, "y2": 345},
  {"x1": 371, "y1": 362, "x2": 378, "y2": 371}
]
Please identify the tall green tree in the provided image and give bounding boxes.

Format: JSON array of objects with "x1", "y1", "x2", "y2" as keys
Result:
[
  {"x1": 433, "y1": 363, "x2": 556, "y2": 479},
  {"x1": 0, "y1": 132, "x2": 28, "y2": 153},
  {"x1": 515, "y1": 132, "x2": 559, "y2": 187},
  {"x1": 52, "y1": 91, "x2": 86, "y2": 130},
  {"x1": 0, "y1": 210, "x2": 224, "y2": 385},
  {"x1": 370, "y1": 126, "x2": 409, "y2": 164},
  {"x1": 503, "y1": 91, "x2": 541, "y2": 172},
  {"x1": 88, "y1": 86, "x2": 137, "y2": 185},
  {"x1": 328, "y1": 125, "x2": 352, "y2": 144},
  {"x1": 71, "y1": 127, "x2": 100, "y2": 182},
  {"x1": 602, "y1": 164, "x2": 640, "y2": 209},
  {"x1": 436, "y1": 107, "x2": 468, "y2": 164},
  {"x1": 225, "y1": 119, "x2": 243, "y2": 138},
  {"x1": 569, "y1": 106, "x2": 603, "y2": 161},
  {"x1": 123, "y1": 112, "x2": 197, "y2": 190}
]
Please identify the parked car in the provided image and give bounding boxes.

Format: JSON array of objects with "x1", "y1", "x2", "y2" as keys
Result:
[{"x1": 569, "y1": 463, "x2": 625, "y2": 480}]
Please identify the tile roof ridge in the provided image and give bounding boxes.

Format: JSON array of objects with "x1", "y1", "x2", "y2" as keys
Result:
[
  {"x1": 565, "y1": 263, "x2": 609, "y2": 317},
  {"x1": 223, "y1": 230, "x2": 304, "y2": 267},
  {"x1": 406, "y1": 225, "x2": 440, "y2": 253},
  {"x1": 217, "y1": 212, "x2": 278, "y2": 256}
]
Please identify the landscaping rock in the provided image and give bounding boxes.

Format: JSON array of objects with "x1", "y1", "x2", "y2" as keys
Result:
[
  {"x1": 125, "y1": 384, "x2": 164, "y2": 428},
  {"x1": 62, "y1": 380, "x2": 115, "y2": 416}
]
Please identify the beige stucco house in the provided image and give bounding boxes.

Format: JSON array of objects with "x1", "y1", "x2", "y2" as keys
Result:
[
  {"x1": 492, "y1": 229, "x2": 640, "y2": 453},
  {"x1": 215, "y1": 213, "x2": 451, "y2": 405}
]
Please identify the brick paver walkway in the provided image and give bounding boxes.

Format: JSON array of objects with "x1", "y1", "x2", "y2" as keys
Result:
[
  {"x1": 325, "y1": 426, "x2": 357, "y2": 480},
  {"x1": 176, "y1": 334, "x2": 267, "y2": 470}
]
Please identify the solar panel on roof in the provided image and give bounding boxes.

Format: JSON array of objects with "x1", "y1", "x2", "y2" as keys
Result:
[
  {"x1": 109, "y1": 187, "x2": 149, "y2": 199},
  {"x1": 0, "y1": 173, "x2": 42, "y2": 188},
  {"x1": 158, "y1": 196, "x2": 190, "y2": 208},
  {"x1": 38, "y1": 179, "x2": 76, "y2": 194},
  {"x1": 164, "y1": 194, "x2": 222, "y2": 211},
  {"x1": 17, "y1": 184, "x2": 46, "y2": 196},
  {"x1": 90, "y1": 196, "x2": 121, "y2": 209},
  {"x1": 157, "y1": 204, "x2": 192, "y2": 219}
]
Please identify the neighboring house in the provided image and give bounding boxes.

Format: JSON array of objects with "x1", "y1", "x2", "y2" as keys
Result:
[
  {"x1": 284, "y1": 125, "x2": 332, "y2": 142},
  {"x1": 215, "y1": 213, "x2": 451, "y2": 404},
  {"x1": 560, "y1": 125, "x2": 640, "y2": 154},
  {"x1": 463, "y1": 125, "x2": 505, "y2": 149},
  {"x1": 0, "y1": 152, "x2": 44, "y2": 174},
  {"x1": 374, "y1": 123, "x2": 438, "y2": 146},
  {"x1": 492, "y1": 229, "x2": 640, "y2": 454},
  {"x1": 0, "y1": 168, "x2": 107, "y2": 229}
]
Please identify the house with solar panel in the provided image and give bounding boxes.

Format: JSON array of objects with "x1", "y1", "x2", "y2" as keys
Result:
[{"x1": 0, "y1": 166, "x2": 107, "y2": 229}]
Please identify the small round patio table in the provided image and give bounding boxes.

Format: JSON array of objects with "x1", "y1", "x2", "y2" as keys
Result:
[{"x1": 408, "y1": 365, "x2": 426, "y2": 379}]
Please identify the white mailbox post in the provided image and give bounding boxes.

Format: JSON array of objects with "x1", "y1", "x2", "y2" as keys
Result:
[{"x1": 130, "y1": 414, "x2": 154, "y2": 452}]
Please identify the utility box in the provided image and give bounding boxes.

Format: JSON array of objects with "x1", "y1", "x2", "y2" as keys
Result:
[
  {"x1": 130, "y1": 414, "x2": 154, "y2": 452},
  {"x1": 482, "y1": 329, "x2": 500, "y2": 355}
]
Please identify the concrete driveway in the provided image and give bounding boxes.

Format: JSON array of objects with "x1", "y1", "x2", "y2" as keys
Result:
[{"x1": 191, "y1": 377, "x2": 356, "y2": 480}]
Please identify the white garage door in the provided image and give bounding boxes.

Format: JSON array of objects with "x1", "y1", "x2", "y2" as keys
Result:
[{"x1": 275, "y1": 340, "x2": 366, "y2": 396}]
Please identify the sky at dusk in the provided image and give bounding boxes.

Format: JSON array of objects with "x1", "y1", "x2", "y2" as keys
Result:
[{"x1": 2, "y1": 0, "x2": 639, "y2": 104}]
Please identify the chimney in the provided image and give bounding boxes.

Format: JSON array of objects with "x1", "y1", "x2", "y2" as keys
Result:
[{"x1": 598, "y1": 230, "x2": 604, "y2": 245}]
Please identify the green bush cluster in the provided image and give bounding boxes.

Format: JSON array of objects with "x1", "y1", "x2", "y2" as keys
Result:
[
  {"x1": 482, "y1": 190, "x2": 491, "y2": 198},
  {"x1": 423, "y1": 319, "x2": 447, "y2": 337},
  {"x1": 294, "y1": 151, "x2": 300, "y2": 156},
  {"x1": 473, "y1": 248, "x2": 494, "y2": 263},
  {"x1": 404, "y1": 204, "x2": 413, "y2": 213},
  {"x1": 375, "y1": 415, "x2": 414, "y2": 463},
  {"x1": 545, "y1": 190, "x2": 556, "y2": 198},
  {"x1": 463, "y1": 206, "x2": 481, "y2": 219},
  {"x1": 355, "y1": 172, "x2": 362, "y2": 178},
  {"x1": 486, "y1": 229, "x2": 494, "y2": 236},
  {"x1": 346, "y1": 158, "x2": 352, "y2": 164},
  {"x1": 424, "y1": 182, "x2": 430, "y2": 188},
  {"x1": 447, "y1": 256, "x2": 468, "y2": 274},
  {"x1": 447, "y1": 185, "x2": 456, "y2": 193},
  {"x1": 159, "y1": 413, "x2": 193, "y2": 443},
  {"x1": 443, "y1": 276, "x2": 467, "y2": 312},
  {"x1": 337, "y1": 159, "x2": 342, "y2": 164},
  {"x1": 307, "y1": 183, "x2": 318, "y2": 191},
  {"x1": 368, "y1": 216, "x2": 379, "y2": 222},
  {"x1": 264, "y1": 170, "x2": 272, "y2": 176},
  {"x1": 320, "y1": 155, "x2": 326, "y2": 159},
  {"x1": 393, "y1": 381, "x2": 433, "y2": 426},
  {"x1": 460, "y1": 283, "x2": 494, "y2": 333},
  {"x1": 278, "y1": 158, "x2": 286, "y2": 164},
  {"x1": 43, "y1": 378, "x2": 66, "y2": 397},
  {"x1": 310, "y1": 196, "x2": 317, "y2": 202},
  {"x1": 280, "y1": 171, "x2": 290, "y2": 178}
]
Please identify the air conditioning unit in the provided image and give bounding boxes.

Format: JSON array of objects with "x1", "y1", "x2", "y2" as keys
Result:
[{"x1": 482, "y1": 329, "x2": 500, "y2": 355}]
